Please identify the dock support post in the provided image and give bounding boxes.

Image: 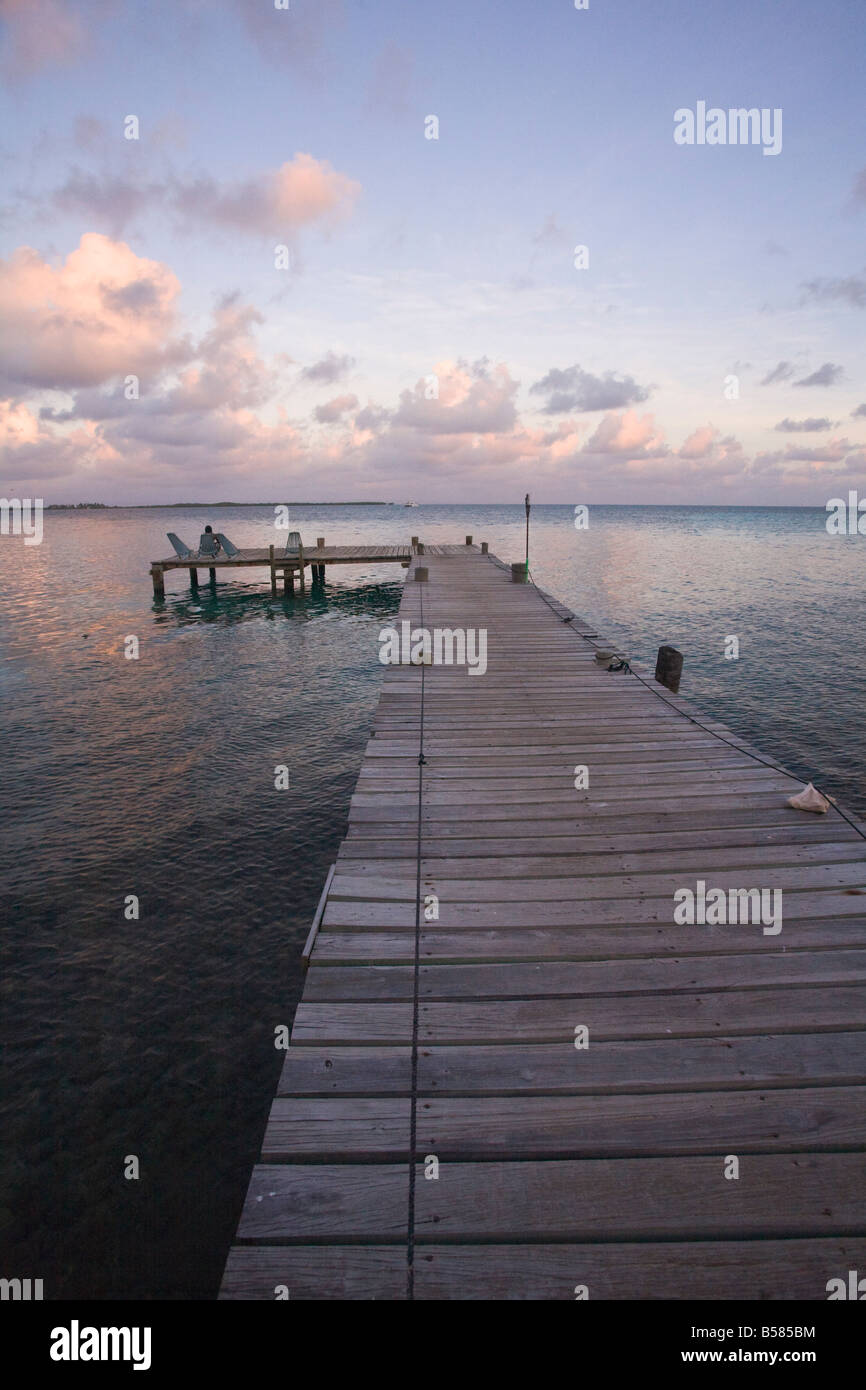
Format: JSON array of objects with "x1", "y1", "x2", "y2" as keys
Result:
[
  {"x1": 317, "y1": 537, "x2": 325, "y2": 549},
  {"x1": 414, "y1": 567, "x2": 429, "y2": 583},
  {"x1": 417, "y1": 542, "x2": 425, "y2": 555},
  {"x1": 150, "y1": 564, "x2": 165, "y2": 600},
  {"x1": 298, "y1": 542, "x2": 305, "y2": 593},
  {"x1": 269, "y1": 544, "x2": 277, "y2": 597},
  {"x1": 481, "y1": 541, "x2": 488, "y2": 554},
  {"x1": 284, "y1": 567, "x2": 294, "y2": 594},
  {"x1": 655, "y1": 645, "x2": 683, "y2": 693},
  {"x1": 466, "y1": 535, "x2": 473, "y2": 546},
  {"x1": 411, "y1": 535, "x2": 419, "y2": 549},
  {"x1": 209, "y1": 567, "x2": 217, "y2": 585},
  {"x1": 511, "y1": 562, "x2": 527, "y2": 583},
  {"x1": 189, "y1": 567, "x2": 199, "y2": 589}
]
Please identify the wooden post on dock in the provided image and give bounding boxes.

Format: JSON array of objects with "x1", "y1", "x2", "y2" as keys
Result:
[
  {"x1": 209, "y1": 567, "x2": 217, "y2": 585},
  {"x1": 417, "y1": 542, "x2": 425, "y2": 555},
  {"x1": 466, "y1": 535, "x2": 473, "y2": 546},
  {"x1": 317, "y1": 537, "x2": 325, "y2": 549},
  {"x1": 414, "y1": 566, "x2": 429, "y2": 583},
  {"x1": 150, "y1": 564, "x2": 165, "y2": 600},
  {"x1": 269, "y1": 545, "x2": 277, "y2": 597},
  {"x1": 511, "y1": 561, "x2": 527, "y2": 583},
  {"x1": 189, "y1": 568, "x2": 199, "y2": 589},
  {"x1": 298, "y1": 542, "x2": 305, "y2": 592},
  {"x1": 655, "y1": 644, "x2": 683, "y2": 693},
  {"x1": 284, "y1": 567, "x2": 294, "y2": 594},
  {"x1": 411, "y1": 535, "x2": 419, "y2": 550},
  {"x1": 481, "y1": 541, "x2": 488, "y2": 554}
]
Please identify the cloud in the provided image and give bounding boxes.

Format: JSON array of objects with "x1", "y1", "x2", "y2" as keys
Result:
[
  {"x1": 0, "y1": 233, "x2": 184, "y2": 392},
  {"x1": 0, "y1": 0, "x2": 84, "y2": 76},
  {"x1": 852, "y1": 404, "x2": 866, "y2": 418},
  {"x1": 314, "y1": 393, "x2": 358, "y2": 423},
  {"x1": 530, "y1": 364, "x2": 651, "y2": 414},
  {"x1": 301, "y1": 351, "x2": 355, "y2": 385},
  {"x1": 170, "y1": 154, "x2": 360, "y2": 236},
  {"x1": 774, "y1": 417, "x2": 833, "y2": 432},
  {"x1": 365, "y1": 42, "x2": 414, "y2": 118},
  {"x1": 763, "y1": 240, "x2": 788, "y2": 256},
  {"x1": 801, "y1": 271, "x2": 866, "y2": 309},
  {"x1": 41, "y1": 154, "x2": 360, "y2": 239},
  {"x1": 393, "y1": 359, "x2": 518, "y2": 434},
  {"x1": 794, "y1": 363, "x2": 844, "y2": 387},
  {"x1": 230, "y1": 0, "x2": 344, "y2": 74},
  {"x1": 760, "y1": 361, "x2": 794, "y2": 385}
]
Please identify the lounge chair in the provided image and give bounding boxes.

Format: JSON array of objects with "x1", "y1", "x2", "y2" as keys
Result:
[
  {"x1": 215, "y1": 533, "x2": 239, "y2": 557},
  {"x1": 167, "y1": 532, "x2": 193, "y2": 559},
  {"x1": 284, "y1": 530, "x2": 303, "y2": 556}
]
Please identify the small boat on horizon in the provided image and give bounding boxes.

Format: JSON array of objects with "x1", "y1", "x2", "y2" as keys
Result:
[{"x1": 404, "y1": 501, "x2": 419, "y2": 507}]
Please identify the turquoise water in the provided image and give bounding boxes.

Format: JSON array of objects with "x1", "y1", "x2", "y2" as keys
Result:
[{"x1": 1, "y1": 502, "x2": 864, "y2": 1297}]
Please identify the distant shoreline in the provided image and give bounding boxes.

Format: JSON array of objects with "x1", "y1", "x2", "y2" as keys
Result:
[{"x1": 45, "y1": 501, "x2": 394, "y2": 510}]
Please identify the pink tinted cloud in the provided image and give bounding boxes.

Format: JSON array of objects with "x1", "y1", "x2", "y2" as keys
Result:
[
  {"x1": 0, "y1": 233, "x2": 184, "y2": 390},
  {"x1": 171, "y1": 154, "x2": 360, "y2": 236},
  {"x1": 0, "y1": 0, "x2": 84, "y2": 76}
]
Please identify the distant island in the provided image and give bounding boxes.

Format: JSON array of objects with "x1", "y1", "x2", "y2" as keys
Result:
[{"x1": 46, "y1": 501, "x2": 393, "y2": 509}]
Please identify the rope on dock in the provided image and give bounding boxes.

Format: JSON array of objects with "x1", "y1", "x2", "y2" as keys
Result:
[
  {"x1": 406, "y1": 576, "x2": 427, "y2": 1300},
  {"x1": 524, "y1": 565, "x2": 866, "y2": 845}
]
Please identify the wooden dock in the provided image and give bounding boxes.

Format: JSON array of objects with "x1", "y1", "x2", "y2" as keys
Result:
[
  {"x1": 221, "y1": 546, "x2": 866, "y2": 1300},
  {"x1": 149, "y1": 539, "x2": 471, "y2": 598}
]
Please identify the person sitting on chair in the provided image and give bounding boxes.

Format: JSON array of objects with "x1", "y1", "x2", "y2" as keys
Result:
[{"x1": 199, "y1": 524, "x2": 221, "y2": 555}]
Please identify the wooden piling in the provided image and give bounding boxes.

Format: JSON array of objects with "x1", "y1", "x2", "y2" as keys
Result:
[
  {"x1": 189, "y1": 568, "x2": 199, "y2": 589},
  {"x1": 317, "y1": 537, "x2": 325, "y2": 549},
  {"x1": 209, "y1": 568, "x2": 217, "y2": 584},
  {"x1": 411, "y1": 535, "x2": 419, "y2": 550},
  {"x1": 414, "y1": 566, "x2": 429, "y2": 583},
  {"x1": 284, "y1": 568, "x2": 294, "y2": 595},
  {"x1": 298, "y1": 542, "x2": 306, "y2": 593},
  {"x1": 511, "y1": 561, "x2": 527, "y2": 582},
  {"x1": 481, "y1": 541, "x2": 488, "y2": 554},
  {"x1": 655, "y1": 644, "x2": 684, "y2": 693},
  {"x1": 150, "y1": 564, "x2": 165, "y2": 600},
  {"x1": 269, "y1": 544, "x2": 277, "y2": 598},
  {"x1": 466, "y1": 535, "x2": 473, "y2": 545}
]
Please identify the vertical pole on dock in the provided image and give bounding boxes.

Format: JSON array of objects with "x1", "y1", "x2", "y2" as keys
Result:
[
  {"x1": 655, "y1": 645, "x2": 684, "y2": 693},
  {"x1": 411, "y1": 535, "x2": 419, "y2": 550},
  {"x1": 284, "y1": 567, "x2": 294, "y2": 595},
  {"x1": 317, "y1": 537, "x2": 325, "y2": 549},
  {"x1": 481, "y1": 541, "x2": 488, "y2": 555},
  {"x1": 269, "y1": 544, "x2": 277, "y2": 597},
  {"x1": 189, "y1": 568, "x2": 199, "y2": 589},
  {"x1": 209, "y1": 568, "x2": 217, "y2": 585},
  {"x1": 150, "y1": 564, "x2": 165, "y2": 600},
  {"x1": 511, "y1": 562, "x2": 527, "y2": 583},
  {"x1": 298, "y1": 541, "x2": 306, "y2": 592},
  {"x1": 524, "y1": 492, "x2": 531, "y2": 580},
  {"x1": 466, "y1": 535, "x2": 473, "y2": 546},
  {"x1": 414, "y1": 567, "x2": 429, "y2": 583}
]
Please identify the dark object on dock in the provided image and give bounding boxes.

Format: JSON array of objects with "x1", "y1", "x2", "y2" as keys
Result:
[
  {"x1": 414, "y1": 566, "x2": 429, "y2": 583},
  {"x1": 511, "y1": 561, "x2": 527, "y2": 582},
  {"x1": 655, "y1": 644, "x2": 684, "y2": 693}
]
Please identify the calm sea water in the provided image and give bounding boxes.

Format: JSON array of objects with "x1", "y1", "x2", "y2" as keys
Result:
[{"x1": 1, "y1": 502, "x2": 865, "y2": 1298}]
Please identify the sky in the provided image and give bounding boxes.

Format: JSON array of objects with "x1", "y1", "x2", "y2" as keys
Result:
[{"x1": 0, "y1": 0, "x2": 864, "y2": 504}]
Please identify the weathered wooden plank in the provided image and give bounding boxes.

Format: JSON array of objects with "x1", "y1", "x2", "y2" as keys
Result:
[
  {"x1": 235, "y1": 1155, "x2": 866, "y2": 1241},
  {"x1": 261, "y1": 1086, "x2": 866, "y2": 1160},
  {"x1": 277, "y1": 1032, "x2": 866, "y2": 1096},
  {"x1": 290, "y1": 985, "x2": 866, "y2": 1043},
  {"x1": 220, "y1": 1237, "x2": 866, "y2": 1299},
  {"x1": 304, "y1": 951, "x2": 866, "y2": 1002}
]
